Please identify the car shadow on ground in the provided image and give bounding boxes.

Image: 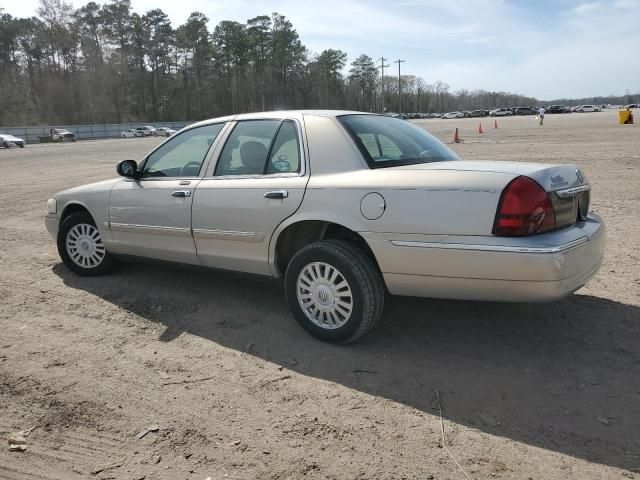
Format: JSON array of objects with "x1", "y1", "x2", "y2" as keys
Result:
[{"x1": 54, "y1": 260, "x2": 640, "y2": 471}]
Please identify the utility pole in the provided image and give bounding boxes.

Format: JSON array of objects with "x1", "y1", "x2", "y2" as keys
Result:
[
  {"x1": 377, "y1": 57, "x2": 390, "y2": 113},
  {"x1": 394, "y1": 59, "x2": 405, "y2": 113}
]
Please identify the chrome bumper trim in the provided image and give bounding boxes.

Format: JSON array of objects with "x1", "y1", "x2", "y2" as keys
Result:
[
  {"x1": 390, "y1": 237, "x2": 589, "y2": 254},
  {"x1": 555, "y1": 184, "x2": 591, "y2": 198}
]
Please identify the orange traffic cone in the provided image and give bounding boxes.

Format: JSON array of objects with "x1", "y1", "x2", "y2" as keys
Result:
[
  {"x1": 453, "y1": 128, "x2": 461, "y2": 143},
  {"x1": 477, "y1": 121, "x2": 484, "y2": 134},
  {"x1": 494, "y1": 119, "x2": 498, "y2": 129}
]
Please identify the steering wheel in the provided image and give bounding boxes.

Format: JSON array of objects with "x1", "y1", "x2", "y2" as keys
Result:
[{"x1": 180, "y1": 161, "x2": 202, "y2": 176}]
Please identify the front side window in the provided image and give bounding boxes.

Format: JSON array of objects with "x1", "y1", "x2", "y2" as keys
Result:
[
  {"x1": 142, "y1": 123, "x2": 224, "y2": 178},
  {"x1": 338, "y1": 114, "x2": 459, "y2": 168},
  {"x1": 215, "y1": 120, "x2": 301, "y2": 176}
]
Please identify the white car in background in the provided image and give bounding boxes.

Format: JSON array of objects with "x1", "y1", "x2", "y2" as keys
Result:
[
  {"x1": 120, "y1": 129, "x2": 138, "y2": 138},
  {"x1": 577, "y1": 105, "x2": 600, "y2": 112},
  {"x1": 155, "y1": 127, "x2": 177, "y2": 137},
  {"x1": 442, "y1": 111, "x2": 464, "y2": 119},
  {"x1": 489, "y1": 108, "x2": 513, "y2": 117},
  {"x1": 135, "y1": 126, "x2": 157, "y2": 136},
  {"x1": 0, "y1": 133, "x2": 26, "y2": 148}
]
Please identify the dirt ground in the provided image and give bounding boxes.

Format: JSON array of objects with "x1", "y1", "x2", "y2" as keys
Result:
[{"x1": 0, "y1": 110, "x2": 638, "y2": 480}]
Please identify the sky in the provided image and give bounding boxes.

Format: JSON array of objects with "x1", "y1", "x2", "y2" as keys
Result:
[{"x1": 3, "y1": 0, "x2": 639, "y2": 100}]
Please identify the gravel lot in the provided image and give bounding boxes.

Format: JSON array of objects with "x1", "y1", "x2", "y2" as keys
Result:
[{"x1": 1, "y1": 111, "x2": 638, "y2": 479}]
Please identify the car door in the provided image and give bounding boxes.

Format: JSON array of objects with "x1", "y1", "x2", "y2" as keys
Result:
[
  {"x1": 108, "y1": 122, "x2": 227, "y2": 263},
  {"x1": 192, "y1": 118, "x2": 308, "y2": 276}
]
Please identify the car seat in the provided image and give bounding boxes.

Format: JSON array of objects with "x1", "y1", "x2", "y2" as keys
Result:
[{"x1": 239, "y1": 141, "x2": 267, "y2": 175}]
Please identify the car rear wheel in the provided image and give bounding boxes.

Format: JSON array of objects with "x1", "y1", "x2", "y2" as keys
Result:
[
  {"x1": 57, "y1": 212, "x2": 116, "y2": 276},
  {"x1": 285, "y1": 240, "x2": 384, "y2": 343}
]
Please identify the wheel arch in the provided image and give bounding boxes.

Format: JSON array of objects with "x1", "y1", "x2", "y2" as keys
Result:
[
  {"x1": 270, "y1": 216, "x2": 382, "y2": 279},
  {"x1": 59, "y1": 202, "x2": 95, "y2": 224},
  {"x1": 60, "y1": 202, "x2": 89, "y2": 218}
]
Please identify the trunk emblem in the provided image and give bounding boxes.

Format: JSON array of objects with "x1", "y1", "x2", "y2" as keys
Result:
[{"x1": 550, "y1": 175, "x2": 568, "y2": 189}]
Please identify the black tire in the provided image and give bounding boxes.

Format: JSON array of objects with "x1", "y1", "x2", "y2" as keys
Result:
[
  {"x1": 57, "y1": 211, "x2": 116, "y2": 276},
  {"x1": 2, "y1": 142, "x2": 8, "y2": 148},
  {"x1": 285, "y1": 240, "x2": 384, "y2": 343}
]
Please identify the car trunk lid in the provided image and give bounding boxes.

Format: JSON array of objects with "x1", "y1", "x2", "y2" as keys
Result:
[{"x1": 394, "y1": 160, "x2": 591, "y2": 232}]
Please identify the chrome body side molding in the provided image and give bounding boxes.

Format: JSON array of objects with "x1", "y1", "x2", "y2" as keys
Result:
[
  {"x1": 192, "y1": 228, "x2": 265, "y2": 243},
  {"x1": 110, "y1": 222, "x2": 191, "y2": 237}
]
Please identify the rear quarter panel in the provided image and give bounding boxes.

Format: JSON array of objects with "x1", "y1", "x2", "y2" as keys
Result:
[{"x1": 301, "y1": 169, "x2": 514, "y2": 236}]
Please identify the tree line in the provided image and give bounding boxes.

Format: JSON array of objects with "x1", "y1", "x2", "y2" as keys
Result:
[{"x1": 1, "y1": 0, "x2": 638, "y2": 127}]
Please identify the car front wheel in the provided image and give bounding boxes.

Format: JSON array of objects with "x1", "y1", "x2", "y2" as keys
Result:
[
  {"x1": 57, "y1": 212, "x2": 116, "y2": 276},
  {"x1": 285, "y1": 240, "x2": 384, "y2": 343}
]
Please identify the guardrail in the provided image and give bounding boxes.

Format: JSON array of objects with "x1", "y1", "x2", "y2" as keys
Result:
[{"x1": 0, "y1": 121, "x2": 193, "y2": 144}]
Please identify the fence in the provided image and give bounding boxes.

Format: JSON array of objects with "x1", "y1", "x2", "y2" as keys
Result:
[{"x1": 0, "y1": 121, "x2": 194, "y2": 144}]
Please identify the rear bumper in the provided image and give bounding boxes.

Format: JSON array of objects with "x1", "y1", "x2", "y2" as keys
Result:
[{"x1": 364, "y1": 214, "x2": 605, "y2": 302}]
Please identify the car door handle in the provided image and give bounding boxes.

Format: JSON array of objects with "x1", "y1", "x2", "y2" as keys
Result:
[
  {"x1": 171, "y1": 190, "x2": 192, "y2": 198},
  {"x1": 264, "y1": 190, "x2": 289, "y2": 200}
]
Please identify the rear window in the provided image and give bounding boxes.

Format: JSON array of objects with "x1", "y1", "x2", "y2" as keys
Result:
[{"x1": 338, "y1": 114, "x2": 458, "y2": 168}]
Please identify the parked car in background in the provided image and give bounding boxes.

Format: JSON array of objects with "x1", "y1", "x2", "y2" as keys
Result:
[
  {"x1": 50, "y1": 128, "x2": 76, "y2": 142},
  {"x1": 121, "y1": 129, "x2": 138, "y2": 138},
  {"x1": 545, "y1": 105, "x2": 569, "y2": 114},
  {"x1": 44, "y1": 110, "x2": 604, "y2": 343},
  {"x1": 624, "y1": 104, "x2": 638, "y2": 109},
  {"x1": 467, "y1": 110, "x2": 487, "y2": 118},
  {"x1": 155, "y1": 127, "x2": 177, "y2": 137},
  {"x1": 0, "y1": 133, "x2": 25, "y2": 148},
  {"x1": 489, "y1": 108, "x2": 512, "y2": 117},
  {"x1": 442, "y1": 111, "x2": 464, "y2": 119},
  {"x1": 135, "y1": 126, "x2": 157, "y2": 136},
  {"x1": 577, "y1": 105, "x2": 600, "y2": 112},
  {"x1": 513, "y1": 107, "x2": 536, "y2": 116}
]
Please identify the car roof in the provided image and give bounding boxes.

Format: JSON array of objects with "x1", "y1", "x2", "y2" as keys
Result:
[{"x1": 187, "y1": 110, "x2": 375, "y2": 129}]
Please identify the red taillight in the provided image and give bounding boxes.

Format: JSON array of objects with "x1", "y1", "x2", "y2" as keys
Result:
[{"x1": 493, "y1": 176, "x2": 556, "y2": 236}]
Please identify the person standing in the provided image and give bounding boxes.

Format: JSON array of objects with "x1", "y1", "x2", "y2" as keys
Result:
[{"x1": 538, "y1": 107, "x2": 545, "y2": 126}]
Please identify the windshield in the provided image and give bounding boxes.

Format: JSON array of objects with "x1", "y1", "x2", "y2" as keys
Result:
[{"x1": 338, "y1": 114, "x2": 458, "y2": 168}]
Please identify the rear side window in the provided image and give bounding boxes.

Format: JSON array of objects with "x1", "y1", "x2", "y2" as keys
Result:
[
  {"x1": 339, "y1": 114, "x2": 458, "y2": 168},
  {"x1": 215, "y1": 120, "x2": 301, "y2": 176},
  {"x1": 266, "y1": 121, "x2": 301, "y2": 174}
]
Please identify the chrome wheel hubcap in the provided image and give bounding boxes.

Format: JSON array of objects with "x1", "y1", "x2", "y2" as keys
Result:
[
  {"x1": 296, "y1": 262, "x2": 353, "y2": 329},
  {"x1": 66, "y1": 223, "x2": 105, "y2": 268}
]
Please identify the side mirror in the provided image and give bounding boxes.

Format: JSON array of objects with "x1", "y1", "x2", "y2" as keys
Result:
[{"x1": 117, "y1": 160, "x2": 140, "y2": 179}]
